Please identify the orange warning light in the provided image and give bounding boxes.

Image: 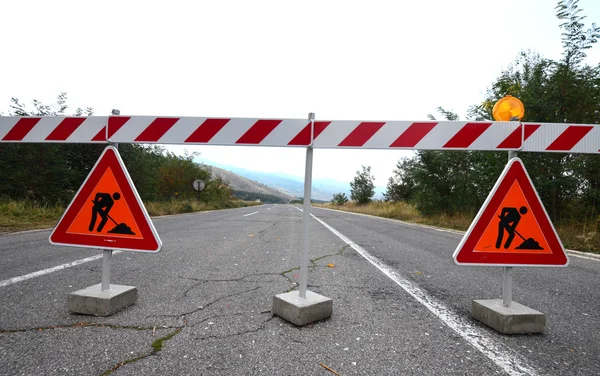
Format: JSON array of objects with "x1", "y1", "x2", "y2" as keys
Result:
[{"x1": 492, "y1": 95, "x2": 525, "y2": 121}]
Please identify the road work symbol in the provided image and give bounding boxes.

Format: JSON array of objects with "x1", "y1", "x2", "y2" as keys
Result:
[
  {"x1": 496, "y1": 206, "x2": 542, "y2": 250},
  {"x1": 453, "y1": 158, "x2": 568, "y2": 266},
  {"x1": 50, "y1": 146, "x2": 162, "y2": 252},
  {"x1": 89, "y1": 192, "x2": 135, "y2": 235}
]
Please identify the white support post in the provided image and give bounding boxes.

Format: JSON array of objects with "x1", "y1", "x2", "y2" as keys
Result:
[
  {"x1": 100, "y1": 109, "x2": 121, "y2": 292},
  {"x1": 503, "y1": 149, "x2": 518, "y2": 307},
  {"x1": 299, "y1": 113, "x2": 315, "y2": 299},
  {"x1": 502, "y1": 266, "x2": 512, "y2": 308},
  {"x1": 101, "y1": 250, "x2": 112, "y2": 291}
]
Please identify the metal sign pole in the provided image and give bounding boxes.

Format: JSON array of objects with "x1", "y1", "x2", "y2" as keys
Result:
[
  {"x1": 101, "y1": 250, "x2": 112, "y2": 291},
  {"x1": 503, "y1": 149, "x2": 518, "y2": 307},
  {"x1": 299, "y1": 113, "x2": 315, "y2": 299},
  {"x1": 101, "y1": 108, "x2": 121, "y2": 291}
]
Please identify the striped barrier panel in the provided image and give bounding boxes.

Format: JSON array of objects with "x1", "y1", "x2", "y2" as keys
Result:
[{"x1": 1, "y1": 116, "x2": 598, "y2": 153}]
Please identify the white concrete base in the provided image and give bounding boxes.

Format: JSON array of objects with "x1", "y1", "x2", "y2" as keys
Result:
[
  {"x1": 272, "y1": 290, "x2": 333, "y2": 326},
  {"x1": 472, "y1": 299, "x2": 546, "y2": 334},
  {"x1": 68, "y1": 284, "x2": 137, "y2": 317}
]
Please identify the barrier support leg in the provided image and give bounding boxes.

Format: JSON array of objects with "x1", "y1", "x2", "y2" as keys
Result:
[
  {"x1": 272, "y1": 113, "x2": 332, "y2": 326},
  {"x1": 299, "y1": 146, "x2": 313, "y2": 298}
]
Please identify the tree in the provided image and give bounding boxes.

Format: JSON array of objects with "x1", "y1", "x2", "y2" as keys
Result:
[
  {"x1": 0, "y1": 93, "x2": 104, "y2": 204},
  {"x1": 555, "y1": 0, "x2": 600, "y2": 68},
  {"x1": 385, "y1": 108, "x2": 497, "y2": 215},
  {"x1": 1, "y1": 93, "x2": 233, "y2": 205},
  {"x1": 384, "y1": 157, "x2": 415, "y2": 202},
  {"x1": 391, "y1": 0, "x2": 600, "y2": 225},
  {"x1": 350, "y1": 166, "x2": 375, "y2": 204},
  {"x1": 332, "y1": 192, "x2": 348, "y2": 205},
  {"x1": 466, "y1": 0, "x2": 600, "y2": 223}
]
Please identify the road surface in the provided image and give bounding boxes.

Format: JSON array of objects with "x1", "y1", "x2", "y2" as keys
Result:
[{"x1": 1, "y1": 205, "x2": 599, "y2": 375}]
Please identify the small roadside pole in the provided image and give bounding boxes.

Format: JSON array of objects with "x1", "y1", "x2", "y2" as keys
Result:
[
  {"x1": 193, "y1": 179, "x2": 205, "y2": 201},
  {"x1": 453, "y1": 96, "x2": 569, "y2": 334},
  {"x1": 272, "y1": 113, "x2": 333, "y2": 326},
  {"x1": 49, "y1": 109, "x2": 162, "y2": 316}
]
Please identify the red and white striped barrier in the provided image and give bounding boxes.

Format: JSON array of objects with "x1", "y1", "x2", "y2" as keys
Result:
[
  {"x1": 311, "y1": 121, "x2": 520, "y2": 150},
  {"x1": 107, "y1": 117, "x2": 521, "y2": 150},
  {"x1": 1, "y1": 116, "x2": 598, "y2": 153},
  {"x1": 0, "y1": 116, "x2": 108, "y2": 143},
  {"x1": 107, "y1": 116, "x2": 311, "y2": 146},
  {"x1": 520, "y1": 123, "x2": 600, "y2": 153}
]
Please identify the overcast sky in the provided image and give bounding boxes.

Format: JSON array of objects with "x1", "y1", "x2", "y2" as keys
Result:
[{"x1": 2, "y1": 0, "x2": 599, "y2": 188}]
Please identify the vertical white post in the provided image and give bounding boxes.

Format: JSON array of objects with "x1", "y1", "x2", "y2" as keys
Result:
[
  {"x1": 299, "y1": 113, "x2": 315, "y2": 299},
  {"x1": 101, "y1": 109, "x2": 120, "y2": 292},
  {"x1": 101, "y1": 250, "x2": 112, "y2": 291},
  {"x1": 503, "y1": 150, "x2": 517, "y2": 307},
  {"x1": 502, "y1": 266, "x2": 512, "y2": 308}
]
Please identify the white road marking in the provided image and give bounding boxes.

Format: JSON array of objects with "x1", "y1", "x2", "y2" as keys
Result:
[
  {"x1": 243, "y1": 211, "x2": 259, "y2": 217},
  {"x1": 0, "y1": 251, "x2": 122, "y2": 288},
  {"x1": 566, "y1": 249, "x2": 600, "y2": 261},
  {"x1": 292, "y1": 205, "x2": 537, "y2": 376},
  {"x1": 313, "y1": 206, "x2": 599, "y2": 262}
]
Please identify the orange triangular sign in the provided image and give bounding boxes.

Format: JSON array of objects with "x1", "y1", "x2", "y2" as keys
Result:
[
  {"x1": 50, "y1": 146, "x2": 162, "y2": 252},
  {"x1": 453, "y1": 158, "x2": 567, "y2": 267}
]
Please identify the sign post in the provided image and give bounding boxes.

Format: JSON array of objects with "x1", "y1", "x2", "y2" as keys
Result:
[
  {"x1": 454, "y1": 97, "x2": 568, "y2": 334},
  {"x1": 193, "y1": 179, "x2": 205, "y2": 201},
  {"x1": 503, "y1": 150, "x2": 518, "y2": 308},
  {"x1": 101, "y1": 248, "x2": 112, "y2": 291},
  {"x1": 272, "y1": 113, "x2": 333, "y2": 326},
  {"x1": 50, "y1": 141, "x2": 161, "y2": 316}
]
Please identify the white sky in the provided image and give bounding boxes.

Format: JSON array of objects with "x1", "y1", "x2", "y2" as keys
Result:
[{"x1": 2, "y1": 0, "x2": 599, "y2": 187}]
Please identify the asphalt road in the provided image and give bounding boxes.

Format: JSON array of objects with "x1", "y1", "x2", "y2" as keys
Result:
[{"x1": 1, "y1": 204, "x2": 599, "y2": 376}]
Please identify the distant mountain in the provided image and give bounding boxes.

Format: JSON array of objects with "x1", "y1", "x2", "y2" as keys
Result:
[
  {"x1": 206, "y1": 165, "x2": 295, "y2": 203},
  {"x1": 198, "y1": 159, "x2": 385, "y2": 201}
]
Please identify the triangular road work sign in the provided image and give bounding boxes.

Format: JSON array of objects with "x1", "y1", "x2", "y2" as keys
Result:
[
  {"x1": 453, "y1": 158, "x2": 568, "y2": 267},
  {"x1": 50, "y1": 146, "x2": 162, "y2": 252}
]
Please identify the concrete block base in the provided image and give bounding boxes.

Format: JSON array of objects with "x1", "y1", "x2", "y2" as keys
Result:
[
  {"x1": 68, "y1": 284, "x2": 137, "y2": 317},
  {"x1": 272, "y1": 290, "x2": 333, "y2": 326},
  {"x1": 472, "y1": 299, "x2": 545, "y2": 334}
]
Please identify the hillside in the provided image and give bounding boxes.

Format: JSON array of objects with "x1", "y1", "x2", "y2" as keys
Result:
[
  {"x1": 200, "y1": 161, "x2": 385, "y2": 201},
  {"x1": 207, "y1": 165, "x2": 295, "y2": 203}
]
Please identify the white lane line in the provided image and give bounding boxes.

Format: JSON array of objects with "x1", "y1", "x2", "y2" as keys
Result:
[
  {"x1": 267, "y1": 208, "x2": 272, "y2": 211},
  {"x1": 293, "y1": 205, "x2": 537, "y2": 376},
  {"x1": 243, "y1": 211, "x2": 259, "y2": 217},
  {"x1": 566, "y1": 249, "x2": 600, "y2": 261},
  {"x1": 312, "y1": 207, "x2": 600, "y2": 263},
  {"x1": 0, "y1": 251, "x2": 121, "y2": 288}
]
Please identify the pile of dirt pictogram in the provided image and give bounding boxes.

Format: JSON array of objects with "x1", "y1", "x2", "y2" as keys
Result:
[
  {"x1": 108, "y1": 223, "x2": 135, "y2": 235},
  {"x1": 515, "y1": 238, "x2": 543, "y2": 250}
]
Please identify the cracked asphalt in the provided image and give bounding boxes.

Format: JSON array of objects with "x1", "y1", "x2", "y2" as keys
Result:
[{"x1": 1, "y1": 204, "x2": 599, "y2": 375}]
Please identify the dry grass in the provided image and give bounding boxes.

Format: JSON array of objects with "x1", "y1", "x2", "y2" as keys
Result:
[
  {"x1": 0, "y1": 199, "x2": 262, "y2": 233},
  {"x1": 0, "y1": 201, "x2": 65, "y2": 232},
  {"x1": 316, "y1": 202, "x2": 474, "y2": 231},
  {"x1": 144, "y1": 199, "x2": 261, "y2": 216},
  {"x1": 555, "y1": 220, "x2": 599, "y2": 254},
  {"x1": 317, "y1": 201, "x2": 599, "y2": 253}
]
